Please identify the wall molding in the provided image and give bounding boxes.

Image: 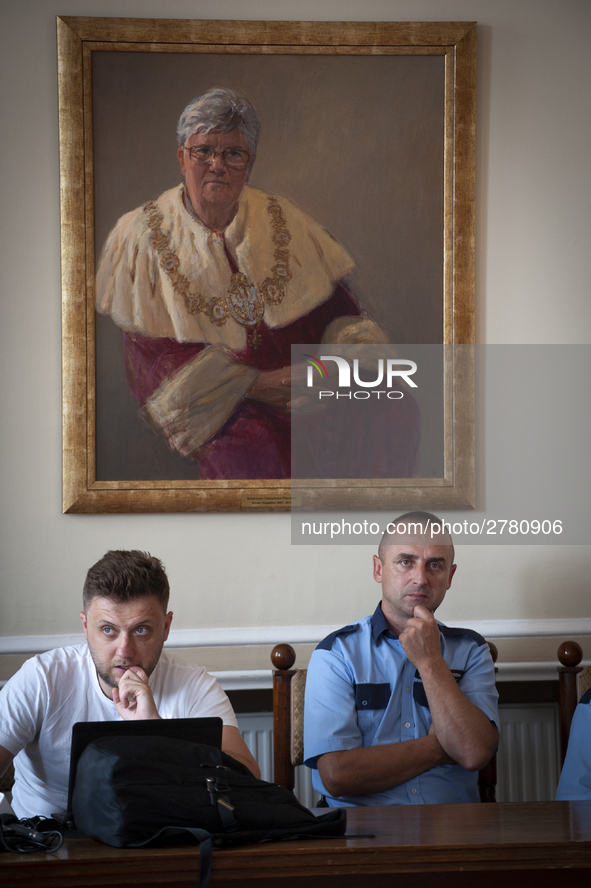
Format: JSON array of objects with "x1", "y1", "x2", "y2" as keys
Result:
[
  {"x1": 212, "y1": 670, "x2": 274, "y2": 691},
  {"x1": 214, "y1": 660, "x2": 591, "y2": 689},
  {"x1": 1, "y1": 619, "x2": 589, "y2": 689},
  {"x1": 0, "y1": 618, "x2": 590, "y2": 655},
  {"x1": 2, "y1": 662, "x2": 589, "y2": 691},
  {"x1": 495, "y1": 660, "x2": 591, "y2": 683}
]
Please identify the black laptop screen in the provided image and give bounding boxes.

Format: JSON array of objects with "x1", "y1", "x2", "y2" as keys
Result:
[{"x1": 66, "y1": 717, "x2": 223, "y2": 817}]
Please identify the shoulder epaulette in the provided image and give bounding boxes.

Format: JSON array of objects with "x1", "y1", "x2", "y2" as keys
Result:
[
  {"x1": 316, "y1": 623, "x2": 360, "y2": 652},
  {"x1": 580, "y1": 688, "x2": 591, "y2": 706},
  {"x1": 438, "y1": 624, "x2": 487, "y2": 647}
]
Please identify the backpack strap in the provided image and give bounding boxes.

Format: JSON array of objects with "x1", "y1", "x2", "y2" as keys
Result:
[
  {"x1": 206, "y1": 776, "x2": 239, "y2": 833},
  {"x1": 130, "y1": 826, "x2": 213, "y2": 888}
]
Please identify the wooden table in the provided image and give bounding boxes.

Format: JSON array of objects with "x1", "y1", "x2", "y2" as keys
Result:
[{"x1": 2, "y1": 801, "x2": 591, "y2": 887}]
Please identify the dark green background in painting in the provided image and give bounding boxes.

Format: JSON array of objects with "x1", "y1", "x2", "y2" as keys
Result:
[{"x1": 92, "y1": 52, "x2": 445, "y2": 480}]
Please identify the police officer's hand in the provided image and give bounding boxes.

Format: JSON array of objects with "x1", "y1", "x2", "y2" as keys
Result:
[{"x1": 399, "y1": 606, "x2": 443, "y2": 672}]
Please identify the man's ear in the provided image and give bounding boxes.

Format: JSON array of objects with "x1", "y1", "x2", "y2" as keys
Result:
[
  {"x1": 373, "y1": 554, "x2": 383, "y2": 584},
  {"x1": 163, "y1": 611, "x2": 173, "y2": 641},
  {"x1": 447, "y1": 563, "x2": 458, "y2": 589},
  {"x1": 80, "y1": 611, "x2": 88, "y2": 640}
]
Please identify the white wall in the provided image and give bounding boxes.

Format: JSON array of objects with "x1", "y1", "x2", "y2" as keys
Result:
[{"x1": 1, "y1": 1, "x2": 590, "y2": 671}]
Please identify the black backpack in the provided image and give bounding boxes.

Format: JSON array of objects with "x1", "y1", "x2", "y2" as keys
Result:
[{"x1": 72, "y1": 735, "x2": 346, "y2": 887}]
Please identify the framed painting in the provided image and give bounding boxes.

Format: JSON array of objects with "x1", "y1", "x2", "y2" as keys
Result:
[{"x1": 59, "y1": 17, "x2": 476, "y2": 513}]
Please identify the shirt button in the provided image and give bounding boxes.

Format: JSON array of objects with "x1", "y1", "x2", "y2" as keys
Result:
[
  {"x1": 411, "y1": 788, "x2": 417, "y2": 794},
  {"x1": 362, "y1": 701, "x2": 367, "y2": 706},
  {"x1": 405, "y1": 722, "x2": 411, "y2": 728},
  {"x1": 406, "y1": 687, "x2": 411, "y2": 692}
]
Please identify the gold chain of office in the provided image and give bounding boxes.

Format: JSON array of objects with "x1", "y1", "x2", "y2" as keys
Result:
[{"x1": 143, "y1": 196, "x2": 292, "y2": 348}]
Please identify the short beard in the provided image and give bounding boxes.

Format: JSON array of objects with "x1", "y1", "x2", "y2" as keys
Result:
[
  {"x1": 95, "y1": 667, "x2": 119, "y2": 689},
  {"x1": 87, "y1": 642, "x2": 162, "y2": 690}
]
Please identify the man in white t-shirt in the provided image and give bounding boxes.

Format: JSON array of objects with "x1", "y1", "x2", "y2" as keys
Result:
[{"x1": 0, "y1": 549, "x2": 259, "y2": 818}]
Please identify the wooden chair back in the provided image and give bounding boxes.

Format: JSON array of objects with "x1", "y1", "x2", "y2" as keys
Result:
[
  {"x1": 272, "y1": 644, "x2": 304, "y2": 790},
  {"x1": 557, "y1": 640, "x2": 591, "y2": 763},
  {"x1": 271, "y1": 640, "x2": 498, "y2": 802}
]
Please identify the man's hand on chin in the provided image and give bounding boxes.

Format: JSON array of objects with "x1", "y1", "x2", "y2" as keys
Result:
[
  {"x1": 399, "y1": 605, "x2": 443, "y2": 672},
  {"x1": 112, "y1": 666, "x2": 161, "y2": 720}
]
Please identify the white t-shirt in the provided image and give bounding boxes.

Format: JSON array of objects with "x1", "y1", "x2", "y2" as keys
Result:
[{"x1": 0, "y1": 644, "x2": 238, "y2": 818}]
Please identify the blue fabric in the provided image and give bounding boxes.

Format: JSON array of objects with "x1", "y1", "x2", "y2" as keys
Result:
[
  {"x1": 303, "y1": 603, "x2": 499, "y2": 807},
  {"x1": 556, "y1": 699, "x2": 591, "y2": 800}
]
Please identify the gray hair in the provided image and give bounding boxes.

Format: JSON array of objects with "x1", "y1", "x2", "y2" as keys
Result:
[{"x1": 176, "y1": 88, "x2": 260, "y2": 153}]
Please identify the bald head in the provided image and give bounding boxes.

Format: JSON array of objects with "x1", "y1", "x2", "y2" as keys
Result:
[{"x1": 378, "y1": 511, "x2": 454, "y2": 562}]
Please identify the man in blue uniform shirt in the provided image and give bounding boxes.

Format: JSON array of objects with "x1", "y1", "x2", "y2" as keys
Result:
[
  {"x1": 556, "y1": 689, "x2": 591, "y2": 800},
  {"x1": 303, "y1": 512, "x2": 499, "y2": 806}
]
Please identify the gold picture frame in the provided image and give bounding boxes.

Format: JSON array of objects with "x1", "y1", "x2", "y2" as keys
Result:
[{"x1": 59, "y1": 17, "x2": 476, "y2": 513}]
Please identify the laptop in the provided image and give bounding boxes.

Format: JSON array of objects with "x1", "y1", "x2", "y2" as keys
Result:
[{"x1": 65, "y1": 717, "x2": 223, "y2": 827}]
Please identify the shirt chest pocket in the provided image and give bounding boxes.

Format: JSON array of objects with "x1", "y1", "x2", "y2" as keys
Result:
[{"x1": 355, "y1": 682, "x2": 391, "y2": 711}]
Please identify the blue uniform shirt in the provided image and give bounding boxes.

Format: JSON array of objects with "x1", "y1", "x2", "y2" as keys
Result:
[
  {"x1": 556, "y1": 688, "x2": 591, "y2": 800},
  {"x1": 303, "y1": 603, "x2": 499, "y2": 806}
]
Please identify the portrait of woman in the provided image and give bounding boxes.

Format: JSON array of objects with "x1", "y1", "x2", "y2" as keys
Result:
[{"x1": 92, "y1": 52, "x2": 445, "y2": 483}]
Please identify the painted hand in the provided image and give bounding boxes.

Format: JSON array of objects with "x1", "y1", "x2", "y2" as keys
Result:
[
  {"x1": 249, "y1": 363, "x2": 316, "y2": 413},
  {"x1": 248, "y1": 365, "x2": 296, "y2": 412}
]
